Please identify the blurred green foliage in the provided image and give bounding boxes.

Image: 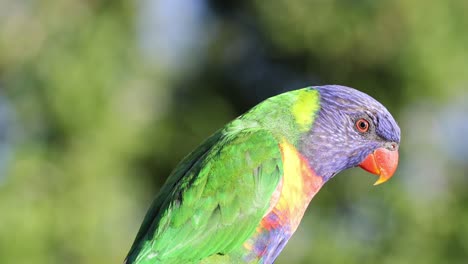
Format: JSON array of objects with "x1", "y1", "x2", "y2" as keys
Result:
[{"x1": 0, "y1": 1, "x2": 467, "y2": 263}]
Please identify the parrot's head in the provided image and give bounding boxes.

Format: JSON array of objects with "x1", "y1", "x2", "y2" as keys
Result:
[{"x1": 300, "y1": 85, "x2": 401, "y2": 185}]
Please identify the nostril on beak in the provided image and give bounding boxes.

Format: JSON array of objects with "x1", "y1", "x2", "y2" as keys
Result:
[{"x1": 388, "y1": 142, "x2": 398, "y2": 151}]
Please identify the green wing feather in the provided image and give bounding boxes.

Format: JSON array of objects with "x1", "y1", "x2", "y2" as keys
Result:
[{"x1": 125, "y1": 122, "x2": 283, "y2": 264}]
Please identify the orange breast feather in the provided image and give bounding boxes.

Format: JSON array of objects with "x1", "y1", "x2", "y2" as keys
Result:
[{"x1": 261, "y1": 139, "x2": 324, "y2": 232}]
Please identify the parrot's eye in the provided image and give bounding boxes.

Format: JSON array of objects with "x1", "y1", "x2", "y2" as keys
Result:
[{"x1": 355, "y1": 118, "x2": 370, "y2": 133}]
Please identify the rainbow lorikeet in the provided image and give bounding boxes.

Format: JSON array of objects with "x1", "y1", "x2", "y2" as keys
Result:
[{"x1": 125, "y1": 85, "x2": 400, "y2": 264}]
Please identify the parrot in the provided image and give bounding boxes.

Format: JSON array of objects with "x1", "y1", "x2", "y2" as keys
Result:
[{"x1": 124, "y1": 85, "x2": 400, "y2": 264}]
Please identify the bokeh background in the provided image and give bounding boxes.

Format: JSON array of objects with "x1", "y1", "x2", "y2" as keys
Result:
[{"x1": 1, "y1": 1, "x2": 468, "y2": 263}]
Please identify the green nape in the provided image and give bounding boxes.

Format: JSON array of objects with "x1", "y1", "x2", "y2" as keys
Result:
[
  {"x1": 237, "y1": 87, "x2": 320, "y2": 144},
  {"x1": 291, "y1": 89, "x2": 321, "y2": 132}
]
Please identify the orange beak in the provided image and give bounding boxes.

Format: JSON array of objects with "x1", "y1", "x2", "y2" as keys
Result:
[{"x1": 359, "y1": 147, "x2": 399, "y2": 185}]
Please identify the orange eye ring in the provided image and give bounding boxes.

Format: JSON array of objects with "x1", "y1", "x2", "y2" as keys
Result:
[{"x1": 356, "y1": 119, "x2": 370, "y2": 133}]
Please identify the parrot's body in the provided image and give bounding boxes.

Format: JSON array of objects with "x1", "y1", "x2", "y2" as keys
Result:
[{"x1": 125, "y1": 85, "x2": 400, "y2": 264}]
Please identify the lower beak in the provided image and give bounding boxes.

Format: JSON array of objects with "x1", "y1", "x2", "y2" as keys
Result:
[{"x1": 359, "y1": 147, "x2": 399, "y2": 185}]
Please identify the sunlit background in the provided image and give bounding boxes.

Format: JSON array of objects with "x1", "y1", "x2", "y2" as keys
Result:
[{"x1": 1, "y1": 1, "x2": 468, "y2": 263}]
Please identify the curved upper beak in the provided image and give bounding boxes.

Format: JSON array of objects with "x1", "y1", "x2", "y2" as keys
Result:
[{"x1": 359, "y1": 147, "x2": 399, "y2": 185}]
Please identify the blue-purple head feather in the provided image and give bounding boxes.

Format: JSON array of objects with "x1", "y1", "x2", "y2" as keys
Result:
[{"x1": 299, "y1": 85, "x2": 401, "y2": 181}]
